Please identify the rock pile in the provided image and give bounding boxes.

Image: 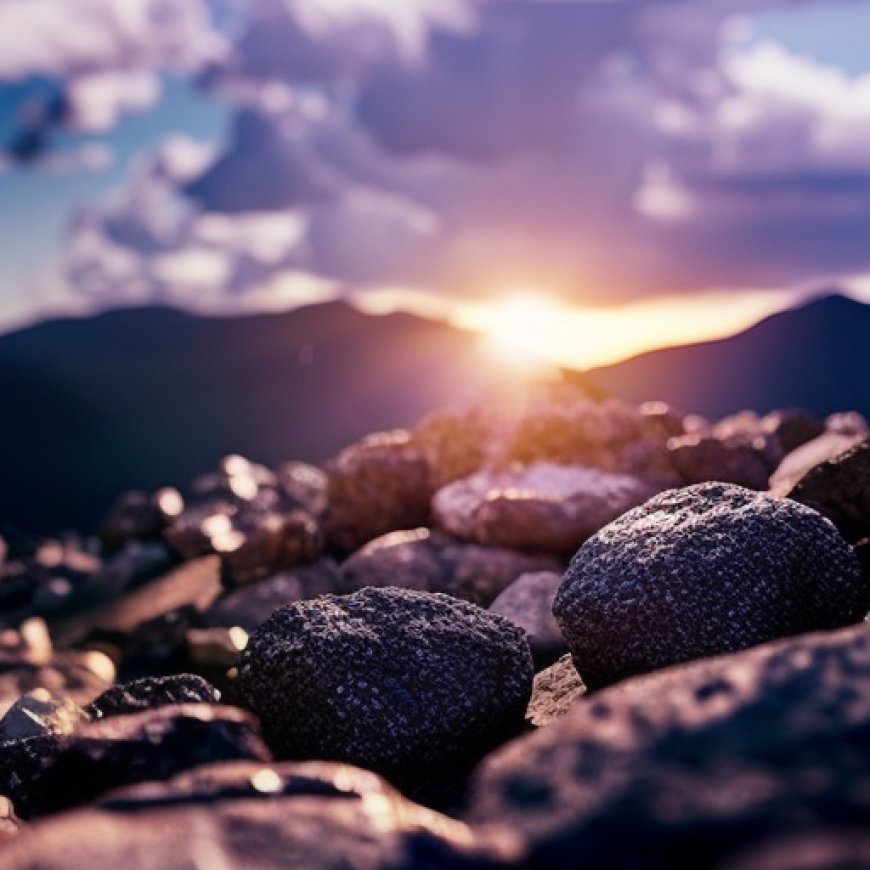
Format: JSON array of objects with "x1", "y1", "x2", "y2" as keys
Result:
[{"x1": 0, "y1": 389, "x2": 868, "y2": 867}]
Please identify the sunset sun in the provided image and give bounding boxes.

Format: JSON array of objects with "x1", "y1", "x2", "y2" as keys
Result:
[{"x1": 482, "y1": 295, "x2": 564, "y2": 368}]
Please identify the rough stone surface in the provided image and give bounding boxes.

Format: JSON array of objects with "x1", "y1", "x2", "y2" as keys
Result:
[
  {"x1": 204, "y1": 560, "x2": 341, "y2": 631},
  {"x1": 433, "y1": 463, "x2": 659, "y2": 553},
  {"x1": 488, "y1": 572, "x2": 566, "y2": 667},
  {"x1": 468, "y1": 623, "x2": 870, "y2": 869},
  {"x1": 324, "y1": 430, "x2": 433, "y2": 553},
  {"x1": 554, "y1": 482, "x2": 867, "y2": 689},
  {"x1": 525, "y1": 654, "x2": 586, "y2": 728},
  {"x1": 788, "y1": 440, "x2": 870, "y2": 544},
  {"x1": 0, "y1": 703, "x2": 270, "y2": 818},
  {"x1": 339, "y1": 528, "x2": 561, "y2": 607},
  {"x1": 85, "y1": 674, "x2": 220, "y2": 719},
  {"x1": 0, "y1": 761, "x2": 521, "y2": 869},
  {"x1": 238, "y1": 587, "x2": 534, "y2": 795},
  {"x1": 164, "y1": 456, "x2": 325, "y2": 584}
]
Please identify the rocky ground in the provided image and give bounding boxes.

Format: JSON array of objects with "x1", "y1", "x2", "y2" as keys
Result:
[{"x1": 0, "y1": 384, "x2": 869, "y2": 868}]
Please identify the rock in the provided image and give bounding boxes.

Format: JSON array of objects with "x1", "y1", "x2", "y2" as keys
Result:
[
  {"x1": 526, "y1": 654, "x2": 586, "y2": 728},
  {"x1": 0, "y1": 696, "x2": 86, "y2": 741},
  {"x1": 787, "y1": 441, "x2": 870, "y2": 544},
  {"x1": 489, "y1": 572, "x2": 566, "y2": 667},
  {"x1": 0, "y1": 649, "x2": 114, "y2": 718},
  {"x1": 99, "y1": 488, "x2": 183, "y2": 551},
  {"x1": 164, "y1": 456, "x2": 326, "y2": 584},
  {"x1": 204, "y1": 560, "x2": 341, "y2": 631},
  {"x1": 827, "y1": 411, "x2": 870, "y2": 438},
  {"x1": 467, "y1": 623, "x2": 870, "y2": 869},
  {"x1": 95, "y1": 541, "x2": 176, "y2": 599},
  {"x1": 339, "y1": 529, "x2": 561, "y2": 607},
  {"x1": 412, "y1": 408, "x2": 492, "y2": 489},
  {"x1": 238, "y1": 588, "x2": 534, "y2": 798},
  {"x1": 554, "y1": 482, "x2": 867, "y2": 689},
  {"x1": 761, "y1": 408, "x2": 825, "y2": 455},
  {"x1": 86, "y1": 674, "x2": 220, "y2": 719},
  {"x1": 668, "y1": 433, "x2": 772, "y2": 491},
  {"x1": 0, "y1": 761, "x2": 521, "y2": 869},
  {"x1": 770, "y1": 431, "x2": 868, "y2": 495},
  {"x1": 324, "y1": 431, "x2": 433, "y2": 553},
  {"x1": 433, "y1": 463, "x2": 659, "y2": 553},
  {"x1": 0, "y1": 703, "x2": 270, "y2": 818}
]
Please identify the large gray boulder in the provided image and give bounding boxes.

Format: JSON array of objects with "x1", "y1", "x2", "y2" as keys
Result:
[{"x1": 554, "y1": 482, "x2": 867, "y2": 689}]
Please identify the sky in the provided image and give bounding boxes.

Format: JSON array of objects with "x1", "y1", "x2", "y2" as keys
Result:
[{"x1": 0, "y1": 0, "x2": 869, "y2": 369}]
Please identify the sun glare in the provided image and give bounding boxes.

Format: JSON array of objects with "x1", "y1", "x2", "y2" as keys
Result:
[{"x1": 482, "y1": 295, "x2": 564, "y2": 369}]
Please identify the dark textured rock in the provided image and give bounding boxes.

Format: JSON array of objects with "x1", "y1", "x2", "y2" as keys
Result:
[
  {"x1": 433, "y1": 463, "x2": 659, "y2": 553},
  {"x1": 770, "y1": 429, "x2": 868, "y2": 495},
  {"x1": 668, "y1": 433, "x2": 772, "y2": 490},
  {"x1": 204, "y1": 560, "x2": 341, "y2": 631},
  {"x1": 99, "y1": 488, "x2": 183, "y2": 551},
  {"x1": 525, "y1": 654, "x2": 586, "y2": 728},
  {"x1": 339, "y1": 528, "x2": 561, "y2": 607},
  {"x1": 86, "y1": 674, "x2": 220, "y2": 719},
  {"x1": 164, "y1": 456, "x2": 326, "y2": 584},
  {"x1": 554, "y1": 482, "x2": 867, "y2": 689},
  {"x1": 761, "y1": 408, "x2": 825, "y2": 455},
  {"x1": 788, "y1": 441, "x2": 870, "y2": 544},
  {"x1": 96, "y1": 541, "x2": 177, "y2": 598},
  {"x1": 0, "y1": 761, "x2": 521, "y2": 869},
  {"x1": 238, "y1": 588, "x2": 534, "y2": 796},
  {"x1": 0, "y1": 703, "x2": 270, "y2": 818},
  {"x1": 324, "y1": 430, "x2": 433, "y2": 552},
  {"x1": 489, "y1": 572, "x2": 566, "y2": 667},
  {"x1": 468, "y1": 623, "x2": 870, "y2": 869}
]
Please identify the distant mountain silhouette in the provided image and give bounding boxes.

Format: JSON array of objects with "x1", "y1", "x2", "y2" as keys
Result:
[
  {"x1": 585, "y1": 293, "x2": 870, "y2": 423},
  {"x1": 0, "y1": 302, "x2": 539, "y2": 534}
]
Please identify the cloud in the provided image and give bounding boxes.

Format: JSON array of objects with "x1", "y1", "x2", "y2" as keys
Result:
[{"x1": 52, "y1": 0, "x2": 870, "y2": 316}]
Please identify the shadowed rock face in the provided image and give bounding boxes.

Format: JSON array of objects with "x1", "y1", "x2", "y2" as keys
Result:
[
  {"x1": 0, "y1": 703, "x2": 270, "y2": 819},
  {"x1": 554, "y1": 482, "x2": 866, "y2": 689},
  {"x1": 467, "y1": 623, "x2": 870, "y2": 870},
  {"x1": 788, "y1": 441, "x2": 870, "y2": 545},
  {"x1": 0, "y1": 761, "x2": 522, "y2": 869},
  {"x1": 237, "y1": 587, "x2": 534, "y2": 799}
]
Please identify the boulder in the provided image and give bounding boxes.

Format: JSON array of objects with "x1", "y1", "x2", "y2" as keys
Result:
[
  {"x1": 339, "y1": 528, "x2": 561, "y2": 607},
  {"x1": 324, "y1": 431, "x2": 433, "y2": 553},
  {"x1": 433, "y1": 463, "x2": 659, "y2": 553},
  {"x1": 238, "y1": 588, "x2": 533, "y2": 798},
  {"x1": 0, "y1": 761, "x2": 520, "y2": 869},
  {"x1": 0, "y1": 703, "x2": 270, "y2": 818},
  {"x1": 554, "y1": 482, "x2": 866, "y2": 689},
  {"x1": 468, "y1": 623, "x2": 870, "y2": 869},
  {"x1": 488, "y1": 572, "x2": 566, "y2": 666},
  {"x1": 788, "y1": 441, "x2": 870, "y2": 544},
  {"x1": 86, "y1": 674, "x2": 220, "y2": 719}
]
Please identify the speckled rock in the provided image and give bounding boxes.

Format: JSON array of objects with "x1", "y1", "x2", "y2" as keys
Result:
[
  {"x1": 788, "y1": 441, "x2": 870, "y2": 544},
  {"x1": 164, "y1": 456, "x2": 326, "y2": 585},
  {"x1": 554, "y1": 482, "x2": 867, "y2": 689},
  {"x1": 238, "y1": 588, "x2": 534, "y2": 796},
  {"x1": 0, "y1": 761, "x2": 521, "y2": 870},
  {"x1": 324, "y1": 431, "x2": 433, "y2": 553},
  {"x1": 489, "y1": 572, "x2": 566, "y2": 666},
  {"x1": 433, "y1": 463, "x2": 660, "y2": 553},
  {"x1": 525, "y1": 654, "x2": 586, "y2": 728},
  {"x1": 468, "y1": 623, "x2": 870, "y2": 869},
  {"x1": 0, "y1": 703, "x2": 270, "y2": 818},
  {"x1": 339, "y1": 528, "x2": 561, "y2": 607},
  {"x1": 204, "y1": 560, "x2": 341, "y2": 631},
  {"x1": 85, "y1": 674, "x2": 220, "y2": 719}
]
